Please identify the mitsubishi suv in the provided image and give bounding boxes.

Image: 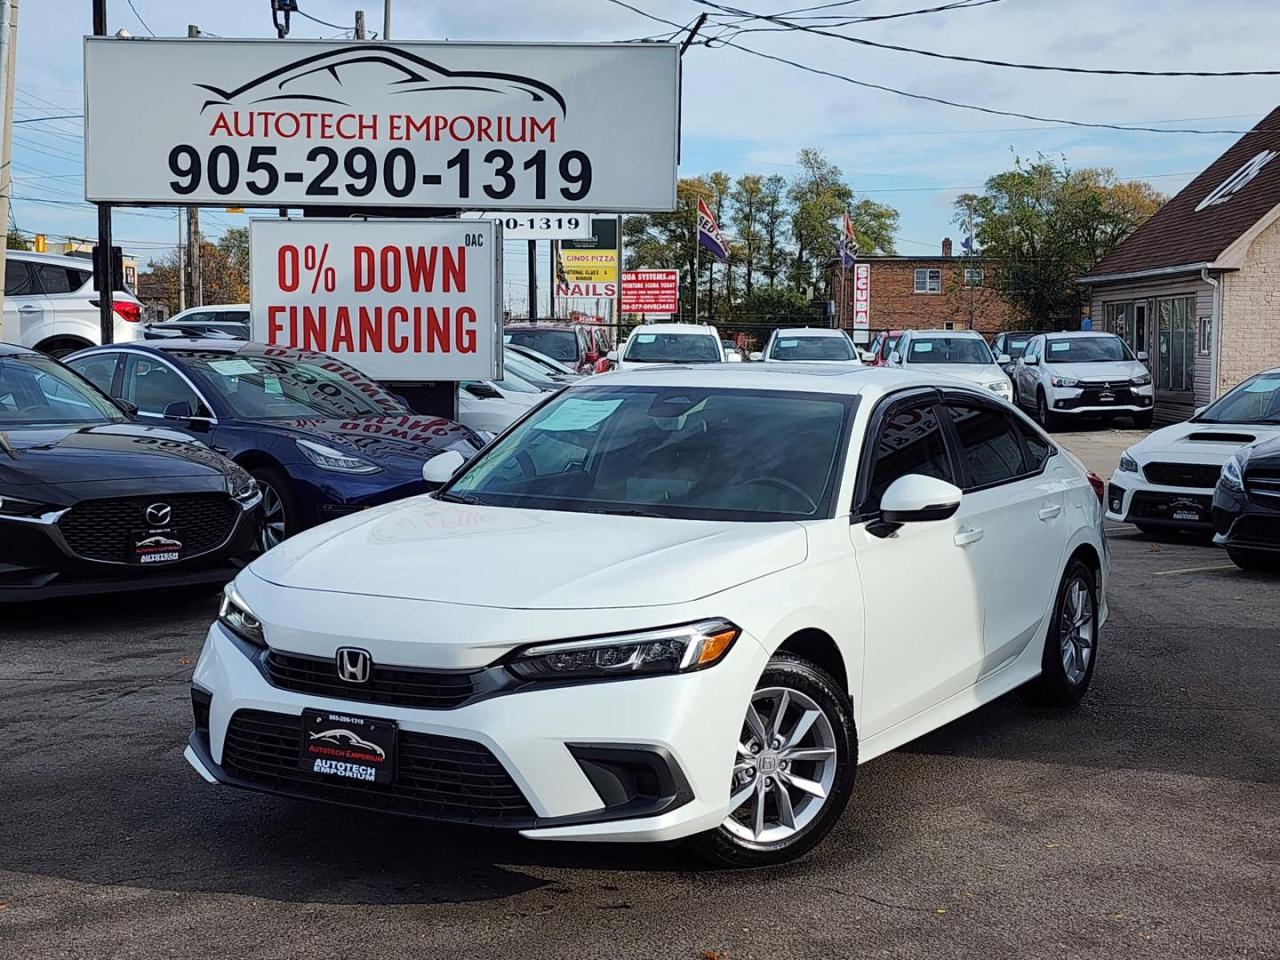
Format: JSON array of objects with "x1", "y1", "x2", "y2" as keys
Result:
[{"x1": 1012, "y1": 332, "x2": 1153, "y2": 430}]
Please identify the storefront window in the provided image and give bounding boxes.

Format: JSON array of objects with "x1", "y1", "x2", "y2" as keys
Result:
[
  {"x1": 1157, "y1": 296, "x2": 1196, "y2": 393},
  {"x1": 1105, "y1": 300, "x2": 1148, "y2": 355}
]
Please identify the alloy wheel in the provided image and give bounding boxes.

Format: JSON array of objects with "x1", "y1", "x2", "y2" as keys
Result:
[
  {"x1": 723, "y1": 686, "x2": 838, "y2": 844},
  {"x1": 259, "y1": 483, "x2": 287, "y2": 551},
  {"x1": 1059, "y1": 576, "x2": 1094, "y2": 685}
]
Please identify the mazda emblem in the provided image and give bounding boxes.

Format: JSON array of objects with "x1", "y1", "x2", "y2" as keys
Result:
[
  {"x1": 336, "y1": 647, "x2": 372, "y2": 684},
  {"x1": 145, "y1": 502, "x2": 172, "y2": 526}
]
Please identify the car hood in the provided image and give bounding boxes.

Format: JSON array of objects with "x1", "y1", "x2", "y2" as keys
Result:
[
  {"x1": 249, "y1": 496, "x2": 809, "y2": 608},
  {"x1": 1042, "y1": 360, "x2": 1147, "y2": 382},
  {"x1": 259, "y1": 415, "x2": 481, "y2": 465},
  {"x1": 0, "y1": 422, "x2": 232, "y2": 488},
  {"x1": 1129, "y1": 419, "x2": 1280, "y2": 463},
  {"x1": 906, "y1": 363, "x2": 1006, "y2": 387}
]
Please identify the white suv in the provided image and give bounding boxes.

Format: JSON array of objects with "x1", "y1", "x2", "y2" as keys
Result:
[
  {"x1": 890, "y1": 329, "x2": 1012, "y2": 401},
  {"x1": 609, "y1": 323, "x2": 724, "y2": 371},
  {"x1": 1012, "y1": 332, "x2": 1153, "y2": 430},
  {"x1": 757, "y1": 327, "x2": 862, "y2": 364},
  {"x1": 2, "y1": 251, "x2": 143, "y2": 356}
]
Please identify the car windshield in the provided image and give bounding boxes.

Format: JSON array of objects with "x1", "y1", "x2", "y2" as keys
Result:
[
  {"x1": 1045, "y1": 336, "x2": 1133, "y2": 363},
  {"x1": 493, "y1": 366, "x2": 544, "y2": 394},
  {"x1": 906, "y1": 337, "x2": 992, "y2": 365},
  {"x1": 505, "y1": 328, "x2": 578, "y2": 363},
  {"x1": 442, "y1": 385, "x2": 855, "y2": 521},
  {"x1": 173, "y1": 350, "x2": 404, "y2": 419},
  {"x1": 0, "y1": 354, "x2": 125, "y2": 428},
  {"x1": 1005, "y1": 337, "x2": 1033, "y2": 358},
  {"x1": 1196, "y1": 372, "x2": 1280, "y2": 423},
  {"x1": 624, "y1": 332, "x2": 721, "y2": 364},
  {"x1": 503, "y1": 350, "x2": 555, "y2": 385},
  {"x1": 513, "y1": 347, "x2": 576, "y2": 376},
  {"x1": 770, "y1": 335, "x2": 855, "y2": 361}
]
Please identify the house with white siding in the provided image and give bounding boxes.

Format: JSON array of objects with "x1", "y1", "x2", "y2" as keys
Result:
[{"x1": 1081, "y1": 106, "x2": 1280, "y2": 423}]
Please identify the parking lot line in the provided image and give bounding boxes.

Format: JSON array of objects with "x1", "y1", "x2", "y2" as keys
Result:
[{"x1": 1151, "y1": 563, "x2": 1240, "y2": 577}]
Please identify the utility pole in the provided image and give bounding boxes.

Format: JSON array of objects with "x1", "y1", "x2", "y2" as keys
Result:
[
  {"x1": 354, "y1": 10, "x2": 365, "y2": 39},
  {"x1": 382, "y1": 0, "x2": 391, "y2": 39},
  {"x1": 92, "y1": 0, "x2": 114, "y2": 344},
  {"x1": 527, "y1": 240, "x2": 537, "y2": 321},
  {"x1": 186, "y1": 23, "x2": 203, "y2": 308},
  {"x1": 176, "y1": 209, "x2": 185, "y2": 313},
  {"x1": 0, "y1": 0, "x2": 18, "y2": 323}
]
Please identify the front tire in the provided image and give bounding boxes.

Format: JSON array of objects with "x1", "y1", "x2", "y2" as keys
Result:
[
  {"x1": 1227, "y1": 548, "x2": 1280, "y2": 573},
  {"x1": 1020, "y1": 560, "x2": 1099, "y2": 707},
  {"x1": 690, "y1": 654, "x2": 857, "y2": 868},
  {"x1": 248, "y1": 466, "x2": 298, "y2": 551},
  {"x1": 1037, "y1": 390, "x2": 1060, "y2": 432}
]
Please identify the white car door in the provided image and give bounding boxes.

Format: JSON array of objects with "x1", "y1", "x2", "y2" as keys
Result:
[
  {"x1": 941, "y1": 397, "x2": 1067, "y2": 672},
  {"x1": 850, "y1": 393, "x2": 986, "y2": 737},
  {"x1": 2, "y1": 259, "x2": 50, "y2": 347}
]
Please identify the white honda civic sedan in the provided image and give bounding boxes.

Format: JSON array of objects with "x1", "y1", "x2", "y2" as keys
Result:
[{"x1": 186, "y1": 364, "x2": 1107, "y2": 866}]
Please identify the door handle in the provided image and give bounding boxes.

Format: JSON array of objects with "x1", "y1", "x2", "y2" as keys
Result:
[
  {"x1": 1038, "y1": 504, "x2": 1063, "y2": 521},
  {"x1": 953, "y1": 527, "x2": 984, "y2": 547},
  {"x1": 17, "y1": 305, "x2": 37, "y2": 312}
]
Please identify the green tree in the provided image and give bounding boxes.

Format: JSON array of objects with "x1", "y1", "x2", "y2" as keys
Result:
[
  {"x1": 957, "y1": 156, "x2": 1165, "y2": 326},
  {"x1": 759, "y1": 174, "x2": 788, "y2": 288},
  {"x1": 6, "y1": 228, "x2": 30, "y2": 251},
  {"x1": 623, "y1": 177, "x2": 714, "y2": 321},
  {"x1": 729, "y1": 174, "x2": 765, "y2": 296}
]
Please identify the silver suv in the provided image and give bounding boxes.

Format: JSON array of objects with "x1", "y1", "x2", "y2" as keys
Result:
[{"x1": 1, "y1": 251, "x2": 143, "y2": 356}]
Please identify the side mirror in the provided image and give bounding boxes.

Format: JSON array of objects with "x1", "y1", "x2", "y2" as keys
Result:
[
  {"x1": 879, "y1": 474, "x2": 963, "y2": 525},
  {"x1": 749, "y1": 351, "x2": 763, "y2": 362},
  {"x1": 1024, "y1": 354, "x2": 1040, "y2": 366},
  {"x1": 606, "y1": 350, "x2": 619, "y2": 363},
  {"x1": 163, "y1": 399, "x2": 195, "y2": 419},
  {"x1": 726, "y1": 352, "x2": 743, "y2": 362},
  {"x1": 423, "y1": 449, "x2": 467, "y2": 486},
  {"x1": 997, "y1": 353, "x2": 1012, "y2": 365},
  {"x1": 115, "y1": 398, "x2": 140, "y2": 417},
  {"x1": 857, "y1": 350, "x2": 875, "y2": 363},
  {"x1": 888, "y1": 350, "x2": 902, "y2": 365},
  {"x1": 1137, "y1": 350, "x2": 1150, "y2": 362}
]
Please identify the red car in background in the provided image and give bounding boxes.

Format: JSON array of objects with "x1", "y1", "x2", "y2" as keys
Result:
[
  {"x1": 505, "y1": 323, "x2": 614, "y2": 375},
  {"x1": 865, "y1": 330, "x2": 904, "y2": 366}
]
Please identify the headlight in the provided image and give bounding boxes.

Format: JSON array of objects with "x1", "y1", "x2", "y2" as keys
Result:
[
  {"x1": 1050, "y1": 375, "x2": 1080, "y2": 388},
  {"x1": 1118, "y1": 453, "x2": 1139, "y2": 474},
  {"x1": 295, "y1": 438, "x2": 380, "y2": 474},
  {"x1": 218, "y1": 584, "x2": 265, "y2": 647},
  {"x1": 225, "y1": 466, "x2": 259, "y2": 502},
  {"x1": 1220, "y1": 454, "x2": 1245, "y2": 493},
  {"x1": 987, "y1": 380, "x2": 1011, "y2": 394},
  {"x1": 0, "y1": 494, "x2": 51, "y2": 518},
  {"x1": 507, "y1": 618, "x2": 741, "y2": 682},
  {"x1": 1131, "y1": 373, "x2": 1152, "y2": 386}
]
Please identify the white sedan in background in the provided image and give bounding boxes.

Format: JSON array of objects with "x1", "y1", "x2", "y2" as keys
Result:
[
  {"x1": 608, "y1": 323, "x2": 724, "y2": 371},
  {"x1": 188, "y1": 364, "x2": 1106, "y2": 867},
  {"x1": 756, "y1": 328, "x2": 862, "y2": 365},
  {"x1": 890, "y1": 329, "x2": 1013, "y2": 401}
]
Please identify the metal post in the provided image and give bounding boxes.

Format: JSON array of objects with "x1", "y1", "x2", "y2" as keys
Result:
[
  {"x1": 693, "y1": 243, "x2": 699, "y2": 322},
  {"x1": 383, "y1": 0, "x2": 391, "y2": 39},
  {"x1": 0, "y1": 0, "x2": 16, "y2": 324},
  {"x1": 527, "y1": 239, "x2": 538, "y2": 321},
  {"x1": 614, "y1": 214, "x2": 623, "y2": 342},
  {"x1": 185, "y1": 24, "x2": 203, "y2": 308},
  {"x1": 176, "y1": 209, "x2": 185, "y2": 312},
  {"x1": 92, "y1": 0, "x2": 115, "y2": 344}
]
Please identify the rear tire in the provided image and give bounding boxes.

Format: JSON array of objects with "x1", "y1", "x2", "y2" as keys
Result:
[
  {"x1": 1227, "y1": 548, "x2": 1280, "y2": 573},
  {"x1": 35, "y1": 336, "x2": 93, "y2": 359},
  {"x1": 1020, "y1": 560, "x2": 1099, "y2": 708},
  {"x1": 689, "y1": 653, "x2": 857, "y2": 868},
  {"x1": 248, "y1": 466, "x2": 299, "y2": 551}
]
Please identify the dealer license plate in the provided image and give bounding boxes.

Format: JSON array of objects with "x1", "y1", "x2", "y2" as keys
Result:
[
  {"x1": 300, "y1": 709, "x2": 396, "y2": 784},
  {"x1": 1172, "y1": 508, "x2": 1202, "y2": 522},
  {"x1": 1098, "y1": 391, "x2": 1116, "y2": 403},
  {"x1": 132, "y1": 529, "x2": 184, "y2": 564}
]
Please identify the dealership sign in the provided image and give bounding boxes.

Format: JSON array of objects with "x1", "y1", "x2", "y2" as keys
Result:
[
  {"x1": 84, "y1": 39, "x2": 679, "y2": 211},
  {"x1": 461, "y1": 211, "x2": 596, "y2": 240},
  {"x1": 852, "y1": 263, "x2": 870, "y2": 342},
  {"x1": 249, "y1": 218, "x2": 501, "y2": 381},
  {"x1": 622, "y1": 269, "x2": 679, "y2": 314}
]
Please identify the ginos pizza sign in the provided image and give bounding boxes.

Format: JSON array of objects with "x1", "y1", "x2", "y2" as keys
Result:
[{"x1": 249, "y1": 218, "x2": 502, "y2": 381}]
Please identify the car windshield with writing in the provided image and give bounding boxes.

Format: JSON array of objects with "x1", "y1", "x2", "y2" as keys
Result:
[
  {"x1": 1195, "y1": 372, "x2": 1280, "y2": 424},
  {"x1": 0, "y1": 354, "x2": 125, "y2": 429},
  {"x1": 1006, "y1": 338, "x2": 1033, "y2": 358},
  {"x1": 441, "y1": 385, "x2": 855, "y2": 521},
  {"x1": 907, "y1": 337, "x2": 993, "y2": 364},
  {"x1": 1045, "y1": 337, "x2": 1133, "y2": 363},
  {"x1": 624, "y1": 333, "x2": 721, "y2": 364},
  {"x1": 173, "y1": 351, "x2": 403, "y2": 420},
  {"x1": 770, "y1": 336, "x2": 855, "y2": 361},
  {"x1": 505, "y1": 328, "x2": 579, "y2": 363}
]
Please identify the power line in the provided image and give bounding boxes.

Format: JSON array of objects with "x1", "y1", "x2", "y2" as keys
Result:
[
  {"x1": 13, "y1": 114, "x2": 83, "y2": 125},
  {"x1": 294, "y1": 7, "x2": 350, "y2": 31},
  {"x1": 689, "y1": 0, "x2": 1280, "y2": 77},
  {"x1": 603, "y1": 1, "x2": 1263, "y2": 134},
  {"x1": 126, "y1": 0, "x2": 156, "y2": 37}
]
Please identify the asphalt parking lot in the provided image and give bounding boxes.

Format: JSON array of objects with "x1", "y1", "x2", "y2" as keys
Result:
[{"x1": 2, "y1": 431, "x2": 1277, "y2": 960}]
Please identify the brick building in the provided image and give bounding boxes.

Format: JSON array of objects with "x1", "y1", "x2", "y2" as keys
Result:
[
  {"x1": 831, "y1": 238, "x2": 1022, "y2": 346},
  {"x1": 1081, "y1": 105, "x2": 1280, "y2": 423}
]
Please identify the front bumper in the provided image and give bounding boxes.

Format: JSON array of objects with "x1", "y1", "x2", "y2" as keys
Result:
[
  {"x1": 1106, "y1": 476, "x2": 1214, "y2": 530},
  {"x1": 1048, "y1": 382, "x2": 1153, "y2": 415},
  {"x1": 188, "y1": 620, "x2": 768, "y2": 842},
  {"x1": 1212, "y1": 485, "x2": 1280, "y2": 552}
]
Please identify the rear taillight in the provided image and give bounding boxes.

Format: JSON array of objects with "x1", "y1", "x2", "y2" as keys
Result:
[
  {"x1": 1087, "y1": 471, "x2": 1105, "y2": 504},
  {"x1": 111, "y1": 299, "x2": 142, "y2": 323}
]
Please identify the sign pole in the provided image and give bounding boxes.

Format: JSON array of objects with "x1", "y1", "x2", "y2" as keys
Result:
[
  {"x1": 527, "y1": 239, "x2": 538, "y2": 321},
  {"x1": 614, "y1": 214, "x2": 623, "y2": 341},
  {"x1": 92, "y1": 0, "x2": 114, "y2": 344}
]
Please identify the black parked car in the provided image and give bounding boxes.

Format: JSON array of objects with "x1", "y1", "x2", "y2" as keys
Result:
[
  {"x1": 0, "y1": 344, "x2": 261, "y2": 602},
  {"x1": 1213, "y1": 435, "x2": 1280, "y2": 572},
  {"x1": 991, "y1": 330, "x2": 1050, "y2": 377}
]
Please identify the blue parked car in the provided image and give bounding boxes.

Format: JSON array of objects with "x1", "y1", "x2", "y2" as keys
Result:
[{"x1": 66, "y1": 340, "x2": 485, "y2": 550}]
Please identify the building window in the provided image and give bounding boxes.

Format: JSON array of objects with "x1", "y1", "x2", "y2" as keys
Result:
[
  {"x1": 1157, "y1": 295, "x2": 1197, "y2": 393},
  {"x1": 914, "y1": 268, "x2": 942, "y2": 294},
  {"x1": 1198, "y1": 316, "x2": 1213, "y2": 355},
  {"x1": 963, "y1": 268, "x2": 984, "y2": 287},
  {"x1": 943, "y1": 321, "x2": 962, "y2": 331}
]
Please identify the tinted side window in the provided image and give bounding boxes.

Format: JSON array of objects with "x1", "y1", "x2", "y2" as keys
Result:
[
  {"x1": 4, "y1": 260, "x2": 35, "y2": 297},
  {"x1": 35, "y1": 265, "x2": 76, "y2": 295},
  {"x1": 1017, "y1": 419, "x2": 1053, "y2": 471},
  {"x1": 68, "y1": 354, "x2": 121, "y2": 396},
  {"x1": 121, "y1": 354, "x2": 202, "y2": 417},
  {"x1": 946, "y1": 404, "x2": 1026, "y2": 488},
  {"x1": 865, "y1": 403, "x2": 954, "y2": 512}
]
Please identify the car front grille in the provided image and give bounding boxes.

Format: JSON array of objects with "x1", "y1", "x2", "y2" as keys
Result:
[
  {"x1": 1142, "y1": 461, "x2": 1223, "y2": 488},
  {"x1": 1245, "y1": 471, "x2": 1280, "y2": 505},
  {"x1": 57, "y1": 493, "x2": 239, "y2": 563},
  {"x1": 221, "y1": 709, "x2": 534, "y2": 823},
  {"x1": 1231, "y1": 515, "x2": 1280, "y2": 544},
  {"x1": 1128, "y1": 491, "x2": 1213, "y2": 523},
  {"x1": 263, "y1": 649, "x2": 488, "y2": 710}
]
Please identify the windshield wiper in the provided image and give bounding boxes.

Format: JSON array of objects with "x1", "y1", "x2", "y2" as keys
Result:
[
  {"x1": 582, "y1": 507, "x2": 670, "y2": 518},
  {"x1": 434, "y1": 490, "x2": 479, "y2": 504}
]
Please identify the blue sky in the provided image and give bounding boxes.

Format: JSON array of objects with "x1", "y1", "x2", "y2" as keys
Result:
[{"x1": 14, "y1": 0, "x2": 1280, "y2": 309}]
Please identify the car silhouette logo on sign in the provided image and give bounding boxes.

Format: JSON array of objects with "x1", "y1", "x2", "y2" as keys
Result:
[{"x1": 145, "y1": 503, "x2": 172, "y2": 526}]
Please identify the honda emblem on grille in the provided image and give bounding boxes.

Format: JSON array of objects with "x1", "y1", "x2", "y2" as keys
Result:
[
  {"x1": 145, "y1": 502, "x2": 172, "y2": 526},
  {"x1": 336, "y1": 647, "x2": 372, "y2": 684}
]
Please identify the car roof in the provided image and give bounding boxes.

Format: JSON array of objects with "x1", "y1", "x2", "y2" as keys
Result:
[
  {"x1": 5, "y1": 250, "x2": 97, "y2": 270},
  {"x1": 0, "y1": 342, "x2": 39, "y2": 357},
  {"x1": 903, "y1": 328, "x2": 983, "y2": 339},
  {"x1": 772, "y1": 327, "x2": 850, "y2": 338},
  {"x1": 588, "y1": 361, "x2": 981, "y2": 399},
  {"x1": 1042, "y1": 331, "x2": 1122, "y2": 339},
  {"x1": 166, "y1": 304, "x2": 249, "y2": 320},
  {"x1": 628, "y1": 323, "x2": 718, "y2": 335}
]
